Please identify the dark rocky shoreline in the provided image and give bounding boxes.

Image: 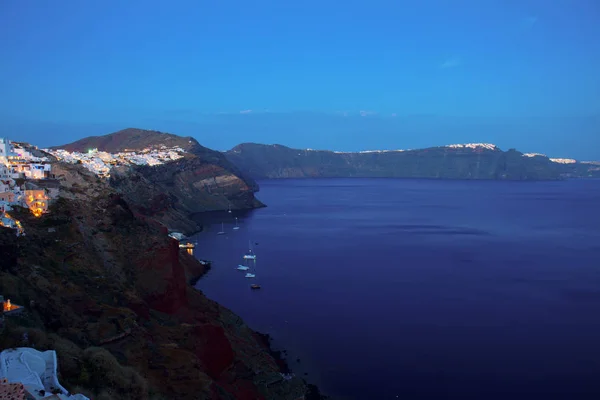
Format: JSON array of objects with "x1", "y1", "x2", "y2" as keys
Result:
[
  {"x1": 255, "y1": 332, "x2": 329, "y2": 400},
  {"x1": 0, "y1": 160, "x2": 317, "y2": 399}
]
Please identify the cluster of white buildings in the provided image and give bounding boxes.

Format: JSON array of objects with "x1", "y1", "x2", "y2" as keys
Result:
[
  {"x1": 0, "y1": 138, "x2": 53, "y2": 235},
  {"x1": 445, "y1": 143, "x2": 499, "y2": 151},
  {"x1": 1, "y1": 138, "x2": 52, "y2": 180},
  {"x1": 0, "y1": 139, "x2": 188, "y2": 235},
  {"x1": 44, "y1": 146, "x2": 186, "y2": 178},
  {"x1": 548, "y1": 158, "x2": 577, "y2": 164},
  {"x1": 522, "y1": 153, "x2": 577, "y2": 164},
  {"x1": 522, "y1": 152, "x2": 546, "y2": 158},
  {"x1": 332, "y1": 149, "x2": 408, "y2": 154}
]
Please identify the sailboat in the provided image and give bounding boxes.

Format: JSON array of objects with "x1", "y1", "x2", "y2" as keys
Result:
[
  {"x1": 249, "y1": 256, "x2": 260, "y2": 288},
  {"x1": 217, "y1": 222, "x2": 225, "y2": 235},
  {"x1": 244, "y1": 259, "x2": 256, "y2": 278},
  {"x1": 243, "y1": 240, "x2": 257, "y2": 260},
  {"x1": 233, "y1": 217, "x2": 240, "y2": 230}
]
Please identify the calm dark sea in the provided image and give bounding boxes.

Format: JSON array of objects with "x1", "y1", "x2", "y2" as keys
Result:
[{"x1": 194, "y1": 178, "x2": 600, "y2": 400}]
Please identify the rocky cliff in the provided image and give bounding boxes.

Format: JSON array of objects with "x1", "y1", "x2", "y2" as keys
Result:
[
  {"x1": 225, "y1": 143, "x2": 597, "y2": 180},
  {"x1": 0, "y1": 162, "x2": 315, "y2": 400},
  {"x1": 55, "y1": 128, "x2": 264, "y2": 235}
]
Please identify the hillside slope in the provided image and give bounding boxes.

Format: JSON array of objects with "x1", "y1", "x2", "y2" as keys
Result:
[
  {"x1": 0, "y1": 162, "x2": 312, "y2": 400},
  {"x1": 225, "y1": 143, "x2": 597, "y2": 180},
  {"x1": 54, "y1": 129, "x2": 263, "y2": 234}
]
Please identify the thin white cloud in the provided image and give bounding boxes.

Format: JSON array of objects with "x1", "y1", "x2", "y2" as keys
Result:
[
  {"x1": 440, "y1": 57, "x2": 461, "y2": 69},
  {"x1": 240, "y1": 109, "x2": 252, "y2": 114}
]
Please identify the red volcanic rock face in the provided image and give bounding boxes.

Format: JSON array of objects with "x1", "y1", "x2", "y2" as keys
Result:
[
  {"x1": 193, "y1": 324, "x2": 235, "y2": 379},
  {"x1": 136, "y1": 240, "x2": 188, "y2": 314}
]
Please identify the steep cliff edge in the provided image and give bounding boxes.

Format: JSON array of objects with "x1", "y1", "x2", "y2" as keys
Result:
[
  {"x1": 225, "y1": 142, "x2": 597, "y2": 180},
  {"x1": 0, "y1": 162, "x2": 311, "y2": 400},
  {"x1": 54, "y1": 128, "x2": 264, "y2": 235}
]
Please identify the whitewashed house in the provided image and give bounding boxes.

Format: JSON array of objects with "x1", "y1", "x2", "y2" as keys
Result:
[
  {"x1": 0, "y1": 139, "x2": 52, "y2": 180},
  {"x1": 0, "y1": 192, "x2": 15, "y2": 203},
  {"x1": 0, "y1": 200, "x2": 12, "y2": 213},
  {"x1": 0, "y1": 165, "x2": 9, "y2": 180},
  {"x1": 24, "y1": 163, "x2": 51, "y2": 179},
  {"x1": 0, "y1": 138, "x2": 15, "y2": 161}
]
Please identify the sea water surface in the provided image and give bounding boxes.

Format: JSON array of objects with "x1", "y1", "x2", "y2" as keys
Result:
[{"x1": 194, "y1": 178, "x2": 600, "y2": 400}]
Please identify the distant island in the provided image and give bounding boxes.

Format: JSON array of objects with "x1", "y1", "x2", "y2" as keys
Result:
[{"x1": 225, "y1": 142, "x2": 600, "y2": 181}]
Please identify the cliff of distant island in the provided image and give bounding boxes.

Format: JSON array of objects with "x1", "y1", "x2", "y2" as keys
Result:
[
  {"x1": 0, "y1": 161, "x2": 319, "y2": 400},
  {"x1": 225, "y1": 143, "x2": 600, "y2": 180},
  {"x1": 53, "y1": 128, "x2": 264, "y2": 235}
]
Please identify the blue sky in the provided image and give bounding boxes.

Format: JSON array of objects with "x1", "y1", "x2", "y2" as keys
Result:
[{"x1": 1, "y1": 0, "x2": 599, "y2": 159}]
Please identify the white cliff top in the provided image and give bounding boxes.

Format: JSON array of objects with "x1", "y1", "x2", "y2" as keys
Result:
[
  {"x1": 522, "y1": 154, "x2": 579, "y2": 164},
  {"x1": 331, "y1": 143, "x2": 498, "y2": 153},
  {"x1": 522, "y1": 152, "x2": 547, "y2": 158},
  {"x1": 316, "y1": 143, "x2": 499, "y2": 154},
  {"x1": 332, "y1": 149, "x2": 407, "y2": 154},
  {"x1": 445, "y1": 143, "x2": 499, "y2": 150},
  {"x1": 549, "y1": 158, "x2": 577, "y2": 164}
]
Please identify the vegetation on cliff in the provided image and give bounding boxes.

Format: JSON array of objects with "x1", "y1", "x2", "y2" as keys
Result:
[
  {"x1": 225, "y1": 143, "x2": 598, "y2": 180},
  {"x1": 0, "y1": 162, "x2": 310, "y2": 400}
]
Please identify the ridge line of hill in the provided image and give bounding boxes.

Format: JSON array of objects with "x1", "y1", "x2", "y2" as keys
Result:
[{"x1": 224, "y1": 142, "x2": 600, "y2": 180}]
